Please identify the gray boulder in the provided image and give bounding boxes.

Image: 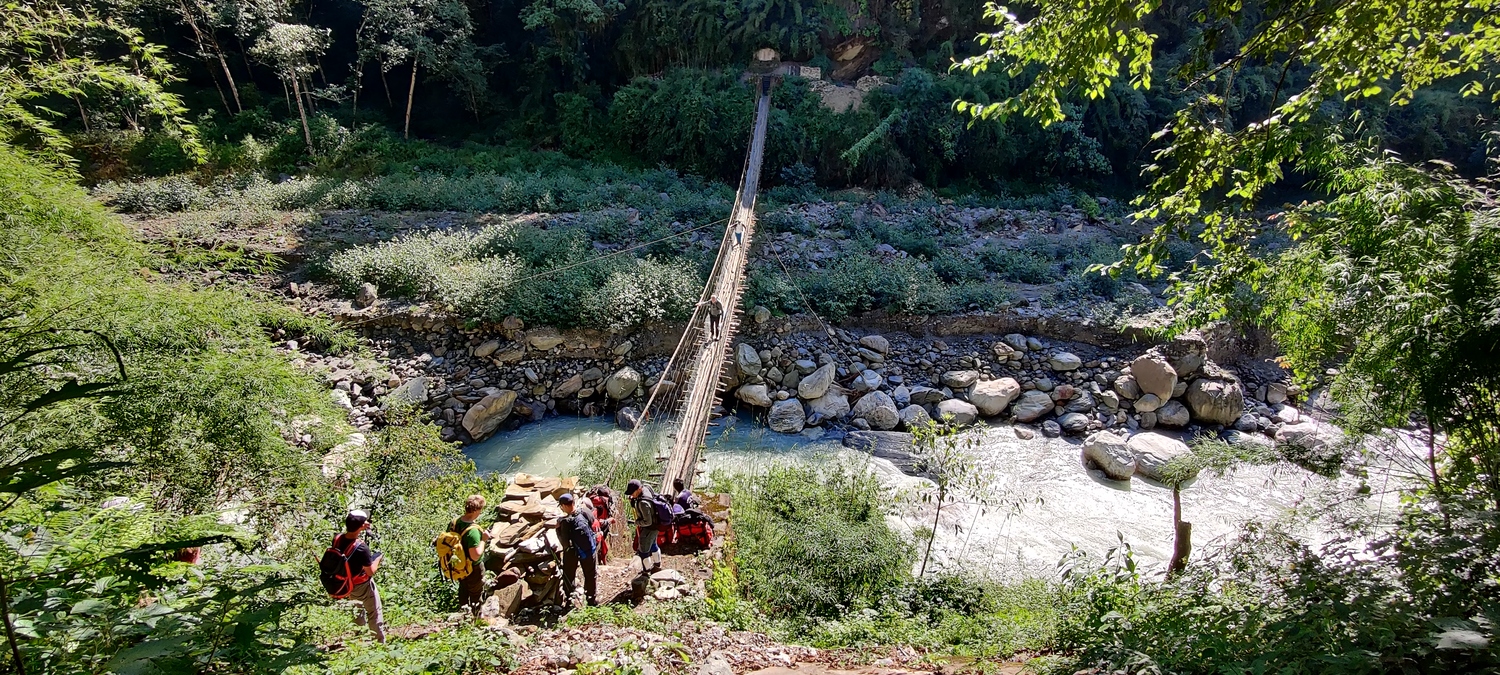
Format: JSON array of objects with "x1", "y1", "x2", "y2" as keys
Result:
[
  {"x1": 355, "y1": 282, "x2": 378, "y2": 308},
  {"x1": 616, "y1": 406, "x2": 642, "y2": 430},
  {"x1": 1161, "y1": 333, "x2": 1208, "y2": 377},
  {"x1": 1131, "y1": 354, "x2": 1177, "y2": 401},
  {"x1": 1058, "y1": 412, "x2": 1091, "y2": 435},
  {"x1": 1157, "y1": 400, "x2": 1191, "y2": 427},
  {"x1": 843, "y1": 431, "x2": 920, "y2": 475},
  {"x1": 898, "y1": 404, "x2": 932, "y2": 430},
  {"x1": 474, "y1": 339, "x2": 501, "y2": 358},
  {"x1": 797, "y1": 363, "x2": 836, "y2": 399},
  {"x1": 736, "y1": 384, "x2": 772, "y2": 407},
  {"x1": 908, "y1": 385, "x2": 946, "y2": 406},
  {"x1": 941, "y1": 370, "x2": 980, "y2": 389},
  {"x1": 851, "y1": 369, "x2": 883, "y2": 393},
  {"x1": 768, "y1": 399, "x2": 806, "y2": 433},
  {"x1": 736, "y1": 343, "x2": 762, "y2": 377},
  {"x1": 807, "y1": 391, "x2": 850, "y2": 420},
  {"x1": 605, "y1": 367, "x2": 642, "y2": 399},
  {"x1": 552, "y1": 373, "x2": 583, "y2": 398},
  {"x1": 1113, "y1": 374, "x2": 1142, "y2": 400},
  {"x1": 1083, "y1": 431, "x2": 1135, "y2": 480},
  {"x1": 526, "y1": 329, "x2": 566, "y2": 351},
  {"x1": 385, "y1": 377, "x2": 430, "y2": 408},
  {"x1": 1011, "y1": 390, "x2": 1056, "y2": 422},
  {"x1": 1276, "y1": 419, "x2": 1345, "y2": 453},
  {"x1": 969, "y1": 377, "x2": 1021, "y2": 417},
  {"x1": 1186, "y1": 376, "x2": 1245, "y2": 425},
  {"x1": 461, "y1": 390, "x2": 518, "y2": 441},
  {"x1": 1133, "y1": 393, "x2": 1164, "y2": 413},
  {"x1": 1049, "y1": 352, "x2": 1083, "y2": 371},
  {"x1": 1127, "y1": 432, "x2": 1193, "y2": 482},
  {"x1": 858, "y1": 334, "x2": 891, "y2": 354},
  {"x1": 851, "y1": 391, "x2": 900, "y2": 430},
  {"x1": 936, "y1": 399, "x2": 979, "y2": 426},
  {"x1": 1003, "y1": 333, "x2": 1029, "y2": 351}
]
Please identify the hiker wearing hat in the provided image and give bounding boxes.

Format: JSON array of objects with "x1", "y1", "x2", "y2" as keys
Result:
[
  {"x1": 626, "y1": 479, "x2": 666, "y2": 573},
  {"x1": 328, "y1": 510, "x2": 385, "y2": 642},
  {"x1": 555, "y1": 494, "x2": 598, "y2": 605}
]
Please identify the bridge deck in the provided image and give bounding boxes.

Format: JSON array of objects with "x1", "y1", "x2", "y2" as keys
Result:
[{"x1": 657, "y1": 80, "x2": 773, "y2": 490}]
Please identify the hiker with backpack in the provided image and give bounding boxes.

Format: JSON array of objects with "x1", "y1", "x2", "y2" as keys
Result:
[
  {"x1": 320, "y1": 509, "x2": 385, "y2": 643},
  {"x1": 626, "y1": 479, "x2": 671, "y2": 573},
  {"x1": 434, "y1": 494, "x2": 491, "y2": 614},
  {"x1": 554, "y1": 494, "x2": 598, "y2": 606}
]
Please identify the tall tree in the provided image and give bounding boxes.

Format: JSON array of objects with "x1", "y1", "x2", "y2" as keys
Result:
[
  {"x1": 250, "y1": 21, "x2": 329, "y2": 152},
  {"x1": 360, "y1": 0, "x2": 483, "y2": 138},
  {"x1": 957, "y1": 0, "x2": 1500, "y2": 502},
  {"x1": 0, "y1": 2, "x2": 201, "y2": 167}
]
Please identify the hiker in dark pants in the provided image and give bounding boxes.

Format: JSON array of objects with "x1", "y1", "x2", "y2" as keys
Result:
[
  {"x1": 697, "y1": 297, "x2": 723, "y2": 340},
  {"x1": 451, "y1": 495, "x2": 490, "y2": 613},
  {"x1": 556, "y1": 494, "x2": 598, "y2": 606},
  {"x1": 338, "y1": 510, "x2": 386, "y2": 642},
  {"x1": 626, "y1": 479, "x2": 663, "y2": 573}
]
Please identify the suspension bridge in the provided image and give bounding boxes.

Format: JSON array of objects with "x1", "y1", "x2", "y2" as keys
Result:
[{"x1": 617, "y1": 73, "x2": 775, "y2": 492}]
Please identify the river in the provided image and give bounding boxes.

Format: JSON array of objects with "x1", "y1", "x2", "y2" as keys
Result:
[{"x1": 467, "y1": 414, "x2": 1402, "y2": 577}]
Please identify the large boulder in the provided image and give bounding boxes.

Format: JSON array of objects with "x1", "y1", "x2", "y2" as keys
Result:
[
  {"x1": 936, "y1": 399, "x2": 979, "y2": 426},
  {"x1": 1186, "y1": 376, "x2": 1245, "y2": 425},
  {"x1": 858, "y1": 334, "x2": 891, "y2": 354},
  {"x1": 941, "y1": 370, "x2": 980, "y2": 389},
  {"x1": 616, "y1": 406, "x2": 642, "y2": 430},
  {"x1": 1132, "y1": 393, "x2": 1164, "y2": 413},
  {"x1": 797, "y1": 363, "x2": 836, "y2": 399},
  {"x1": 969, "y1": 377, "x2": 1022, "y2": 416},
  {"x1": 461, "y1": 390, "x2": 518, "y2": 441},
  {"x1": 1276, "y1": 419, "x2": 1345, "y2": 454},
  {"x1": 907, "y1": 385, "x2": 946, "y2": 406},
  {"x1": 898, "y1": 404, "x2": 932, "y2": 430},
  {"x1": 385, "y1": 377, "x2": 430, "y2": 408},
  {"x1": 736, "y1": 343, "x2": 762, "y2": 378},
  {"x1": 1131, "y1": 354, "x2": 1177, "y2": 401},
  {"x1": 851, "y1": 369, "x2": 883, "y2": 393},
  {"x1": 1049, "y1": 352, "x2": 1083, "y2": 372},
  {"x1": 1057, "y1": 412, "x2": 1091, "y2": 435},
  {"x1": 354, "y1": 283, "x2": 378, "y2": 308},
  {"x1": 1113, "y1": 374, "x2": 1142, "y2": 400},
  {"x1": 851, "y1": 391, "x2": 900, "y2": 430},
  {"x1": 605, "y1": 367, "x2": 642, "y2": 399},
  {"x1": 1157, "y1": 400, "x2": 1191, "y2": 427},
  {"x1": 526, "y1": 329, "x2": 566, "y2": 351},
  {"x1": 1127, "y1": 432, "x2": 1193, "y2": 482},
  {"x1": 768, "y1": 399, "x2": 806, "y2": 433},
  {"x1": 1160, "y1": 333, "x2": 1209, "y2": 378},
  {"x1": 843, "y1": 431, "x2": 919, "y2": 474},
  {"x1": 736, "y1": 384, "x2": 773, "y2": 407},
  {"x1": 552, "y1": 373, "x2": 583, "y2": 398},
  {"x1": 1011, "y1": 390, "x2": 1056, "y2": 422},
  {"x1": 474, "y1": 339, "x2": 501, "y2": 358},
  {"x1": 806, "y1": 391, "x2": 850, "y2": 420},
  {"x1": 1083, "y1": 431, "x2": 1135, "y2": 480},
  {"x1": 1003, "y1": 333, "x2": 1029, "y2": 351}
]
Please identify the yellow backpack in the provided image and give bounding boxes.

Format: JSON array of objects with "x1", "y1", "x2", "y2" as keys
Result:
[{"x1": 433, "y1": 518, "x2": 482, "y2": 581}]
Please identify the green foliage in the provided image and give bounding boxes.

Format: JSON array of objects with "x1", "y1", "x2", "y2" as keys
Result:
[
  {"x1": 1055, "y1": 511, "x2": 1500, "y2": 674},
  {"x1": 721, "y1": 464, "x2": 913, "y2": 617}
]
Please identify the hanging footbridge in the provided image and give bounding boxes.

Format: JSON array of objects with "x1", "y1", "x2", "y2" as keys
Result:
[{"x1": 615, "y1": 75, "x2": 775, "y2": 492}]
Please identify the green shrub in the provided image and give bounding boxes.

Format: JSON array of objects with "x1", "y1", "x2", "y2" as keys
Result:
[
  {"x1": 584, "y1": 257, "x2": 700, "y2": 331},
  {"x1": 723, "y1": 464, "x2": 913, "y2": 617}
]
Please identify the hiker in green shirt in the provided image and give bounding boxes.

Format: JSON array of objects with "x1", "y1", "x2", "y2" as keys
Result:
[{"x1": 452, "y1": 494, "x2": 491, "y2": 613}]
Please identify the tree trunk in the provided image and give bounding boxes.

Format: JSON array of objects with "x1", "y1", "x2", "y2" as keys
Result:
[
  {"x1": 0, "y1": 573, "x2": 25, "y2": 675},
  {"x1": 404, "y1": 61, "x2": 418, "y2": 139},
  {"x1": 352, "y1": 59, "x2": 363, "y2": 116},
  {"x1": 1167, "y1": 487, "x2": 1191, "y2": 576},
  {"x1": 381, "y1": 67, "x2": 393, "y2": 108},
  {"x1": 918, "y1": 490, "x2": 943, "y2": 577},
  {"x1": 290, "y1": 75, "x2": 313, "y2": 153},
  {"x1": 216, "y1": 50, "x2": 242, "y2": 113}
]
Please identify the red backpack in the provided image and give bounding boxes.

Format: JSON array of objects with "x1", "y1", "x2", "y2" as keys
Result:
[{"x1": 319, "y1": 535, "x2": 369, "y2": 599}]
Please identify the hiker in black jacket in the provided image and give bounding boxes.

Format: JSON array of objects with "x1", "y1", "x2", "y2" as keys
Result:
[
  {"x1": 555, "y1": 494, "x2": 598, "y2": 606},
  {"x1": 626, "y1": 479, "x2": 663, "y2": 573}
]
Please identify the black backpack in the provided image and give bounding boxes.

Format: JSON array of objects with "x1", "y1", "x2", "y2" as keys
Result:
[{"x1": 319, "y1": 536, "x2": 366, "y2": 598}]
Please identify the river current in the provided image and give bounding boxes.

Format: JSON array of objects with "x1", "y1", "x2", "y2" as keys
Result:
[{"x1": 467, "y1": 414, "x2": 1404, "y2": 577}]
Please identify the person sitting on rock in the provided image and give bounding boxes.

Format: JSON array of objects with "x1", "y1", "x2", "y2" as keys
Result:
[{"x1": 555, "y1": 493, "x2": 599, "y2": 606}]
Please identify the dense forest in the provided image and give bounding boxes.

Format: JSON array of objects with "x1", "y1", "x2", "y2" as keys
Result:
[{"x1": 10, "y1": 0, "x2": 1494, "y2": 190}]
